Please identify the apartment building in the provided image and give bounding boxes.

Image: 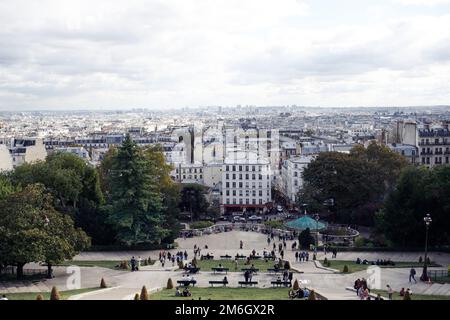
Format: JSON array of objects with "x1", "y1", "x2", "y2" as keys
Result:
[
  {"x1": 281, "y1": 155, "x2": 314, "y2": 203},
  {"x1": 221, "y1": 151, "x2": 272, "y2": 214},
  {"x1": 0, "y1": 144, "x2": 13, "y2": 171},
  {"x1": 9, "y1": 138, "x2": 47, "y2": 168},
  {"x1": 418, "y1": 124, "x2": 450, "y2": 167}
]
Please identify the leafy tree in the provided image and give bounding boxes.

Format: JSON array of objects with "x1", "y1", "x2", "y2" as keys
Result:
[
  {"x1": 0, "y1": 174, "x2": 17, "y2": 200},
  {"x1": 376, "y1": 165, "x2": 450, "y2": 247},
  {"x1": 297, "y1": 142, "x2": 408, "y2": 226},
  {"x1": 180, "y1": 183, "x2": 209, "y2": 221},
  {"x1": 298, "y1": 228, "x2": 315, "y2": 249},
  {"x1": 103, "y1": 135, "x2": 167, "y2": 245},
  {"x1": 0, "y1": 184, "x2": 90, "y2": 279}
]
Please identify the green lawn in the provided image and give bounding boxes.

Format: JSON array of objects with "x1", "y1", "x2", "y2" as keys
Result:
[
  {"x1": 321, "y1": 260, "x2": 441, "y2": 274},
  {"x1": 370, "y1": 289, "x2": 450, "y2": 301},
  {"x1": 0, "y1": 287, "x2": 101, "y2": 300},
  {"x1": 57, "y1": 260, "x2": 154, "y2": 270},
  {"x1": 193, "y1": 259, "x2": 286, "y2": 272},
  {"x1": 151, "y1": 287, "x2": 293, "y2": 300}
]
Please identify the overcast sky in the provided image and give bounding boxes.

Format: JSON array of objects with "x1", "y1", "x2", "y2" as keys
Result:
[{"x1": 1, "y1": 0, "x2": 450, "y2": 110}]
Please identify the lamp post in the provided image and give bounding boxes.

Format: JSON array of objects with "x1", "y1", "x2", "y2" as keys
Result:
[
  {"x1": 420, "y1": 214, "x2": 432, "y2": 281},
  {"x1": 314, "y1": 213, "x2": 320, "y2": 249}
]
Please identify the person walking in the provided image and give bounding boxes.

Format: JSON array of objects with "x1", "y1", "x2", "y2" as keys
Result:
[
  {"x1": 409, "y1": 268, "x2": 417, "y2": 283},
  {"x1": 386, "y1": 285, "x2": 394, "y2": 300}
]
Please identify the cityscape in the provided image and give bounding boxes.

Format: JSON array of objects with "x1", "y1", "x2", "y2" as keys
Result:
[{"x1": 0, "y1": 0, "x2": 450, "y2": 311}]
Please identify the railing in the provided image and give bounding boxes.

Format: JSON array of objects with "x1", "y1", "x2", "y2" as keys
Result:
[{"x1": 427, "y1": 269, "x2": 449, "y2": 282}]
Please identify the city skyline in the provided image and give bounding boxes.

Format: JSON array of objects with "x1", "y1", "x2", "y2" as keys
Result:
[{"x1": 1, "y1": 0, "x2": 450, "y2": 110}]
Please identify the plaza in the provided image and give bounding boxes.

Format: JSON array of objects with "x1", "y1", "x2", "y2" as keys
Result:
[{"x1": 1, "y1": 230, "x2": 449, "y2": 300}]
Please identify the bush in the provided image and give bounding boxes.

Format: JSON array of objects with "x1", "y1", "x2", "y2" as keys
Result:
[
  {"x1": 140, "y1": 286, "x2": 149, "y2": 300},
  {"x1": 342, "y1": 265, "x2": 349, "y2": 273},
  {"x1": 354, "y1": 236, "x2": 365, "y2": 248},
  {"x1": 134, "y1": 293, "x2": 140, "y2": 300},
  {"x1": 100, "y1": 278, "x2": 107, "y2": 288},
  {"x1": 36, "y1": 294, "x2": 44, "y2": 300},
  {"x1": 167, "y1": 278, "x2": 174, "y2": 289},
  {"x1": 190, "y1": 221, "x2": 214, "y2": 229},
  {"x1": 119, "y1": 260, "x2": 129, "y2": 270},
  {"x1": 308, "y1": 290, "x2": 317, "y2": 300},
  {"x1": 264, "y1": 220, "x2": 284, "y2": 229},
  {"x1": 50, "y1": 286, "x2": 60, "y2": 300},
  {"x1": 293, "y1": 279, "x2": 299, "y2": 291}
]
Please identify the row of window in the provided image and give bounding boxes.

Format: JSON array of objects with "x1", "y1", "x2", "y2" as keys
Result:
[
  {"x1": 225, "y1": 198, "x2": 268, "y2": 205},
  {"x1": 420, "y1": 138, "x2": 449, "y2": 145},
  {"x1": 225, "y1": 173, "x2": 269, "y2": 180},
  {"x1": 176, "y1": 168, "x2": 203, "y2": 174},
  {"x1": 421, "y1": 156, "x2": 449, "y2": 165},
  {"x1": 225, "y1": 182, "x2": 270, "y2": 188},
  {"x1": 180, "y1": 174, "x2": 203, "y2": 180},
  {"x1": 225, "y1": 190, "x2": 270, "y2": 197},
  {"x1": 225, "y1": 165, "x2": 268, "y2": 172}
]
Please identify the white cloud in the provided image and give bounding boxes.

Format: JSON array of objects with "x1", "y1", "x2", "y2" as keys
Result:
[{"x1": 0, "y1": 0, "x2": 450, "y2": 109}]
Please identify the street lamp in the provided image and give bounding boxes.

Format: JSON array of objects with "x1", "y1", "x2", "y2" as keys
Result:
[
  {"x1": 314, "y1": 213, "x2": 320, "y2": 249},
  {"x1": 420, "y1": 214, "x2": 432, "y2": 281}
]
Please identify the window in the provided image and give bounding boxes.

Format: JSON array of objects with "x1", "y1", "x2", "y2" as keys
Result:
[
  {"x1": 226, "y1": 182, "x2": 229, "y2": 188},
  {"x1": 226, "y1": 165, "x2": 229, "y2": 171}
]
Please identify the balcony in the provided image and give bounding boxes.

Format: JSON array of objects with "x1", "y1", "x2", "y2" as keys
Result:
[
  {"x1": 435, "y1": 151, "x2": 443, "y2": 155},
  {"x1": 420, "y1": 151, "x2": 433, "y2": 155}
]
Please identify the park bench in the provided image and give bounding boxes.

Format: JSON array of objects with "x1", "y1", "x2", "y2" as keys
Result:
[
  {"x1": 209, "y1": 280, "x2": 228, "y2": 287},
  {"x1": 235, "y1": 255, "x2": 247, "y2": 260},
  {"x1": 212, "y1": 267, "x2": 229, "y2": 274},
  {"x1": 201, "y1": 255, "x2": 214, "y2": 260},
  {"x1": 249, "y1": 255, "x2": 262, "y2": 260},
  {"x1": 238, "y1": 281, "x2": 258, "y2": 287},
  {"x1": 241, "y1": 268, "x2": 259, "y2": 273},
  {"x1": 177, "y1": 279, "x2": 197, "y2": 287},
  {"x1": 271, "y1": 280, "x2": 292, "y2": 287},
  {"x1": 184, "y1": 267, "x2": 200, "y2": 274},
  {"x1": 220, "y1": 255, "x2": 232, "y2": 259},
  {"x1": 267, "y1": 268, "x2": 282, "y2": 274}
]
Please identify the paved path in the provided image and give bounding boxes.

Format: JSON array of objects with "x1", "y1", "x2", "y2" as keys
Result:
[{"x1": 2, "y1": 230, "x2": 450, "y2": 300}]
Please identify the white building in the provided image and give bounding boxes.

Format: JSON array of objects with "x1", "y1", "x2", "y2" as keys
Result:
[
  {"x1": 54, "y1": 147, "x2": 90, "y2": 160},
  {"x1": 174, "y1": 163, "x2": 204, "y2": 184},
  {"x1": 9, "y1": 138, "x2": 47, "y2": 168},
  {"x1": 281, "y1": 155, "x2": 314, "y2": 203},
  {"x1": 221, "y1": 151, "x2": 272, "y2": 214},
  {"x1": 0, "y1": 144, "x2": 13, "y2": 171}
]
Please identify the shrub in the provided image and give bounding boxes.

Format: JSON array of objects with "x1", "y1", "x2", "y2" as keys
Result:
[
  {"x1": 119, "y1": 261, "x2": 129, "y2": 270},
  {"x1": 50, "y1": 286, "x2": 60, "y2": 300},
  {"x1": 354, "y1": 236, "x2": 365, "y2": 248},
  {"x1": 134, "y1": 293, "x2": 140, "y2": 300},
  {"x1": 293, "y1": 279, "x2": 299, "y2": 291},
  {"x1": 190, "y1": 221, "x2": 214, "y2": 229},
  {"x1": 36, "y1": 294, "x2": 44, "y2": 300},
  {"x1": 308, "y1": 290, "x2": 317, "y2": 300},
  {"x1": 140, "y1": 286, "x2": 149, "y2": 300},
  {"x1": 100, "y1": 278, "x2": 107, "y2": 288},
  {"x1": 342, "y1": 265, "x2": 349, "y2": 273},
  {"x1": 167, "y1": 278, "x2": 174, "y2": 289}
]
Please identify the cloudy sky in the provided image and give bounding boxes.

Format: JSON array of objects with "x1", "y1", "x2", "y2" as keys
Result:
[{"x1": 1, "y1": 0, "x2": 450, "y2": 110}]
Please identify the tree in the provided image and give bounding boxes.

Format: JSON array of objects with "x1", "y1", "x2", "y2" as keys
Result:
[
  {"x1": 298, "y1": 228, "x2": 315, "y2": 249},
  {"x1": 376, "y1": 165, "x2": 450, "y2": 247},
  {"x1": 0, "y1": 184, "x2": 90, "y2": 279},
  {"x1": 102, "y1": 135, "x2": 168, "y2": 245},
  {"x1": 297, "y1": 142, "x2": 408, "y2": 226},
  {"x1": 0, "y1": 174, "x2": 17, "y2": 200},
  {"x1": 180, "y1": 184, "x2": 209, "y2": 221},
  {"x1": 50, "y1": 286, "x2": 60, "y2": 300},
  {"x1": 140, "y1": 286, "x2": 149, "y2": 300}
]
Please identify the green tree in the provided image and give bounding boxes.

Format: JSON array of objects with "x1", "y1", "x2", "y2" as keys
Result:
[
  {"x1": 180, "y1": 183, "x2": 209, "y2": 221},
  {"x1": 0, "y1": 174, "x2": 17, "y2": 200},
  {"x1": 103, "y1": 135, "x2": 167, "y2": 245},
  {"x1": 0, "y1": 184, "x2": 90, "y2": 279},
  {"x1": 298, "y1": 228, "x2": 315, "y2": 249},
  {"x1": 376, "y1": 165, "x2": 450, "y2": 247}
]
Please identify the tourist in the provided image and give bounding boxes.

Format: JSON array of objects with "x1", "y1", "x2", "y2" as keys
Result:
[
  {"x1": 375, "y1": 294, "x2": 382, "y2": 300},
  {"x1": 306, "y1": 252, "x2": 309, "y2": 261},
  {"x1": 406, "y1": 288, "x2": 412, "y2": 296},
  {"x1": 387, "y1": 285, "x2": 394, "y2": 300},
  {"x1": 240, "y1": 240, "x2": 243, "y2": 249},
  {"x1": 175, "y1": 287, "x2": 182, "y2": 297},
  {"x1": 137, "y1": 256, "x2": 141, "y2": 270},
  {"x1": 223, "y1": 276, "x2": 228, "y2": 284},
  {"x1": 130, "y1": 256, "x2": 136, "y2": 272},
  {"x1": 409, "y1": 268, "x2": 417, "y2": 283},
  {"x1": 183, "y1": 288, "x2": 191, "y2": 297},
  {"x1": 399, "y1": 288, "x2": 405, "y2": 297},
  {"x1": 295, "y1": 252, "x2": 299, "y2": 262}
]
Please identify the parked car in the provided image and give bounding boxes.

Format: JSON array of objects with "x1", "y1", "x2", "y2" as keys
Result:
[
  {"x1": 248, "y1": 215, "x2": 263, "y2": 222},
  {"x1": 233, "y1": 216, "x2": 246, "y2": 222},
  {"x1": 276, "y1": 205, "x2": 283, "y2": 213}
]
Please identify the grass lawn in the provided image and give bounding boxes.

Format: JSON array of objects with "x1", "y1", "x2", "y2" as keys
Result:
[
  {"x1": 370, "y1": 289, "x2": 450, "y2": 301},
  {"x1": 57, "y1": 260, "x2": 154, "y2": 270},
  {"x1": 321, "y1": 260, "x2": 441, "y2": 273},
  {"x1": 193, "y1": 259, "x2": 285, "y2": 272},
  {"x1": 0, "y1": 287, "x2": 101, "y2": 300},
  {"x1": 151, "y1": 287, "x2": 293, "y2": 300}
]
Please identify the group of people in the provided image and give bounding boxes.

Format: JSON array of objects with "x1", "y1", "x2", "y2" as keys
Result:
[
  {"x1": 295, "y1": 251, "x2": 310, "y2": 262},
  {"x1": 288, "y1": 287, "x2": 311, "y2": 299},
  {"x1": 130, "y1": 256, "x2": 141, "y2": 271},
  {"x1": 355, "y1": 257, "x2": 395, "y2": 266},
  {"x1": 175, "y1": 287, "x2": 192, "y2": 297}
]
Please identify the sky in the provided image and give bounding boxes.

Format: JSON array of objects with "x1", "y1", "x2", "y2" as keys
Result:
[{"x1": 1, "y1": 0, "x2": 450, "y2": 110}]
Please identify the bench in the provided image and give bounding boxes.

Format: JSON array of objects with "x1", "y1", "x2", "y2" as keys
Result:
[
  {"x1": 220, "y1": 255, "x2": 232, "y2": 259},
  {"x1": 184, "y1": 267, "x2": 200, "y2": 274},
  {"x1": 238, "y1": 281, "x2": 258, "y2": 287},
  {"x1": 209, "y1": 280, "x2": 228, "y2": 287},
  {"x1": 212, "y1": 267, "x2": 229, "y2": 274},
  {"x1": 249, "y1": 256, "x2": 262, "y2": 260},
  {"x1": 235, "y1": 255, "x2": 247, "y2": 260},
  {"x1": 201, "y1": 255, "x2": 214, "y2": 260},
  {"x1": 267, "y1": 268, "x2": 282, "y2": 273},
  {"x1": 177, "y1": 280, "x2": 197, "y2": 287},
  {"x1": 271, "y1": 281, "x2": 292, "y2": 287}
]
